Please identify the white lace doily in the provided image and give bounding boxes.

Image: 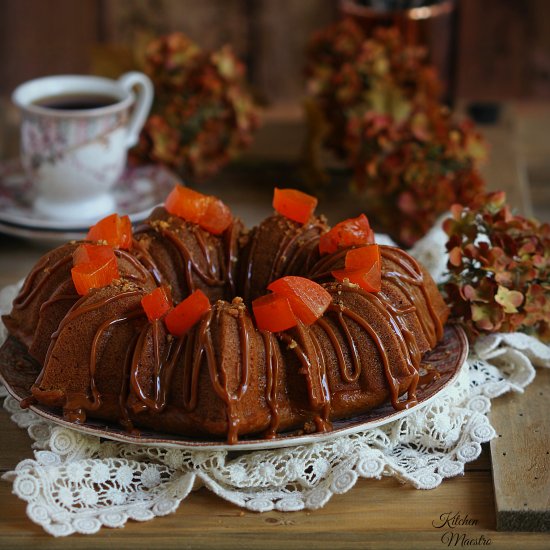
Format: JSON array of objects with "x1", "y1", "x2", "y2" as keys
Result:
[{"x1": 1, "y1": 245, "x2": 549, "y2": 537}]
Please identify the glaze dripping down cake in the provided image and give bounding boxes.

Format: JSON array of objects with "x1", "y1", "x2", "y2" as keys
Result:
[{"x1": 1, "y1": 187, "x2": 449, "y2": 444}]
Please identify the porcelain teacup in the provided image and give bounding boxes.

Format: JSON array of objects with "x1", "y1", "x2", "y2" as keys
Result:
[{"x1": 12, "y1": 72, "x2": 154, "y2": 221}]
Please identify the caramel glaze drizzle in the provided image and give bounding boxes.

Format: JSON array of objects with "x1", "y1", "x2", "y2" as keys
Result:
[
  {"x1": 305, "y1": 243, "x2": 446, "y2": 411},
  {"x1": 129, "y1": 319, "x2": 165, "y2": 413},
  {"x1": 118, "y1": 331, "x2": 142, "y2": 432},
  {"x1": 14, "y1": 242, "x2": 154, "y2": 313},
  {"x1": 36, "y1": 291, "x2": 143, "y2": 422},
  {"x1": 22, "y1": 210, "x2": 445, "y2": 442},
  {"x1": 240, "y1": 227, "x2": 259, "y2": 304},
  {"x1": 323, "y1": 285, "x2": 420, "y2": 411},
  {"x1": 13, "y1": 253, "x2": 73, "y2": 310},
  {"x1": 130, "y1": 237, "x2": 164, "y2": 285},
  {"x1": 114, "y1": 248, "x2": 157, "y2": 286},
  {"x1": 83, "y1": 308, "x2": 145, "y2": 413},
  {"x1": 134, "y1": 218, "x2": 241, "y2": 298},
  {"x1": 307, "y1": 248, "x2": 348, "y2": 281},
  {"x1": 379, "y1": 246, "x2": 444, "y2": 344},
  {"x1": 223, "y1": 220, "x2": 241, "y2": 298},
  {"x1": 241, "y1": 217, "x2": 326, "y2": 304},
  {"x1": 277, "y1": 324, "x2": 332, "y2": 433},
  {"x1": 260, "y1": 331, "x2": 282, "y2": 438},
  {"x1": 39, "y1": 293, "x2": 78, "y2": 315},
  {"x1": 123, "y1": 305, "x2": 252, "y2": 444},
  {"x1": 177, "y1": 307, "x2": 251, "y2": 444},
  {"x1": 162, "y1": 226, "x2": 224, "y2": 290},
  {"x1": 308, "y1": 245, "x2": 443, "y2": 346},
  {"x1": 267, "y1": 219, "x2": 326, "y2": 284}
]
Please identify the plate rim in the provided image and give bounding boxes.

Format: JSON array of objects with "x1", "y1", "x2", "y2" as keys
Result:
[
  {"x1": 0, "y1": 324, "x2": 469, "y2": 452},
  {"x1": 0, "y1": 158, "x2": 178, "y2": 231},
  {"x1": 0, "y1": 220, "x2": 86, "y2": 242}
]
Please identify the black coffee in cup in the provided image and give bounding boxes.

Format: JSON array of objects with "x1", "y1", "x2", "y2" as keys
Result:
[{"x1": 32, "y1": 93, "x2": 119, "y2": 110}]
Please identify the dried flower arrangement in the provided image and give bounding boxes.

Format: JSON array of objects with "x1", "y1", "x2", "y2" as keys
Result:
[
  {"x1": 130, "y1": 33, "x2": 259, "y2": 181},
  {"x1": 305, "y1": 19, "x2": 487, "y2": 246},
  {"x1": 443, "y1": 192, "x2": 550, "y2": 341}
]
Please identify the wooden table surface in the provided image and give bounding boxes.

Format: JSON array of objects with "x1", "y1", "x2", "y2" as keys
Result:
[{"x1": 0, "y1": 102, "x2": 549, "y2": 549}]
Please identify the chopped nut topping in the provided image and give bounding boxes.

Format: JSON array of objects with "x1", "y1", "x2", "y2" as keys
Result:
[
  {"x1": 150, "y1": 220, "x2": 170, "y2": 232},
  {"x1": 303, "y1": 420, "x2": 316, "y2": 434}
]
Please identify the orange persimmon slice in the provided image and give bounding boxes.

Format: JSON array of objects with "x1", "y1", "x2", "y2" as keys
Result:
[
  {"x1": 86, "y1": 213, "x2": 133, "y2": 249},
  {"x1": 332, "y1": 262, "x2": 382, "y2": 293},
  {"x1": 201, "y1": 195, "x2": 234, "y2": 235},
  {"x1": 272, "y1": 188, "x2": 318, "y2": 225},
  {"x1": 252, "y1": 293, "x2": 298, "y2": 332},
  {"x1": 73, "y1": 243, "x2": 117, "y2": 266},
  {"x1": 319, "y1": 214, "x2": 375, "y2": 255},
  {"x1": 345, "y1": 244, "x2": 381, "y2": 271},
  {"x1": 71, "y1": 244, "x2": 119, "y2": 296},
  {"x1": 164, "y1": 289, "x2": 211, "y2": 337},
  {"x1": 141, "y1": 286, "x2": 173, "y2": 322},
  {"x1": 267, "y1": 276, "x2": 332, "y2": 325},
  {"x1": 165, "y1": 185, "x2": 232, "y2": 235},
  {"x1": 165, "y1": 185, "x2": 209, "y2": 223}
]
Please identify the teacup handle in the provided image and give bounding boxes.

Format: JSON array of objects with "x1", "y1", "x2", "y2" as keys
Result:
[{"x1": 117, "y1": 72, "x2": 154, "y2": 148}]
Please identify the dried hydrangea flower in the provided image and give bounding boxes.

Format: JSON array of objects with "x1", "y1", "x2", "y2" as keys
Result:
[
  {"x1": 442, "y1": 192, "x2": 550, "y2": 341},
  {"x1": 305, "y1": 20, "x2": 487, "y2": 246},
  {"x1": 130, "y1": 33, "x2": 259, "y2": 181}
]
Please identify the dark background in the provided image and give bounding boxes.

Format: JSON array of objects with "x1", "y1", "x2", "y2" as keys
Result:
[
  {"x1": 1, "y1": 0, "x2": 549, "y2": 222},
  {"x1": 1, "y1": 0, "x2": 550, "y2": 105}
]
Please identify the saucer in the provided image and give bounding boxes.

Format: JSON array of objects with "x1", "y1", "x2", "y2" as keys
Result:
[
  {"x1": 0, "y1": 158, "x2": 181, "y2": 231},
  {"x1": 0, "y1": 219, "x2": 90, "y2": 244}
]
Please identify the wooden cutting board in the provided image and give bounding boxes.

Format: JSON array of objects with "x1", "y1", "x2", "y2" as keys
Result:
[{"x1": 490, "y1": 368, "x2": 550, "y2": 531}]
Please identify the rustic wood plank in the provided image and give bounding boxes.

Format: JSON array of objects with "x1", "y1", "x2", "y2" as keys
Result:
[
  {"x1": 490, "y1": 368, "x2": 550, "y2": 531},
  {"x1": 0, "y1": 426, "x2": 548, "y2": 550}
]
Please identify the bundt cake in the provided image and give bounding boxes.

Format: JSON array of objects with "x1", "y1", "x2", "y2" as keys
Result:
[{"x1": 1, "y1": 186, "x2": 449, "y2": 444}]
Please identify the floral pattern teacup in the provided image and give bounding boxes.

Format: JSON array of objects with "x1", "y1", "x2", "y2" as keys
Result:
[{"x1": 12, "y1": 73, "x2": 153, "y2": 221}]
